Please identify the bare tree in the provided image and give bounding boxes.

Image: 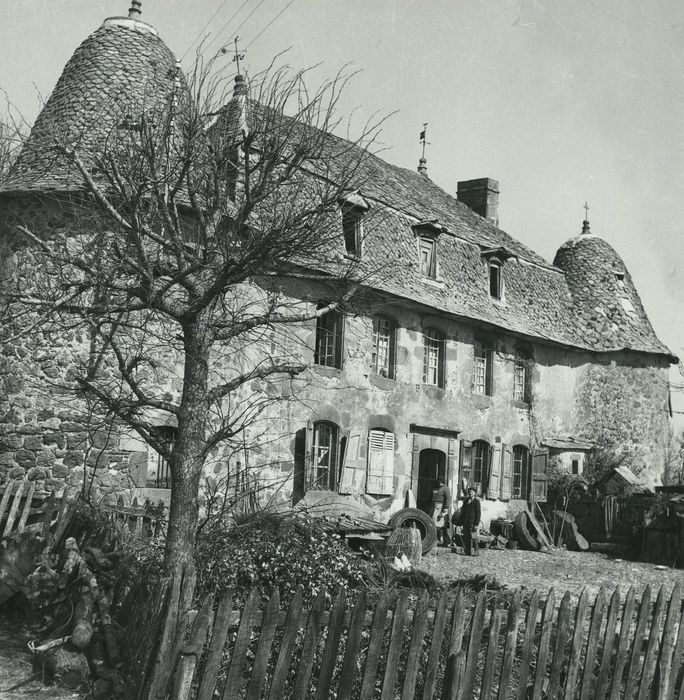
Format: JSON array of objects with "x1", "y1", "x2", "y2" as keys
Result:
[{"x1": 0, "y1": 59, "x2": 391, "y2": 577}]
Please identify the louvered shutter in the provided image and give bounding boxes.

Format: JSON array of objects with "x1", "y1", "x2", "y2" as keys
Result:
[
  {"x1": 531, "y1": 449, "x2": 549, "y2": 502},
  {"x1": 488, "y1": 443, "x2": 502, "y2": 499},
  {"x1": 304, "y1": 420, "x2": 314, "y2": 489},
  {"x1": 459, "y1": 440, "x2": 473, "y2": 494},
  {"x1": 338, "y1": 431, "x2": 364, "y2": 494},
  {"x1": 500, "y1": 445, "x2": 512, "y2": 500},
  {"x1": 366, "y1": 430, "x2": 394, "y2": 495}
]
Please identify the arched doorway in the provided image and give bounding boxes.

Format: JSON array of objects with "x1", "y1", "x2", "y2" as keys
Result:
[{"x1": 417, "y1": 448, "x2": 446, "y2": 513}]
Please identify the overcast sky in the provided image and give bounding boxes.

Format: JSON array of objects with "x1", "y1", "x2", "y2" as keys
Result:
[{"x1": 1, "y1": 0, "x2": 683, "y2": 365}]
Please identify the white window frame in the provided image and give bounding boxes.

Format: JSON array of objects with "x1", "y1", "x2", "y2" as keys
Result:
[{"x1": 367, "y1": 429, "x2": 394, "y2": 495}]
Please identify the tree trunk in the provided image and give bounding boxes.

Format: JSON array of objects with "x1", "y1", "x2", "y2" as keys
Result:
[{"x1": 164, "y1": 316, "x2": 211, "y2": 577}]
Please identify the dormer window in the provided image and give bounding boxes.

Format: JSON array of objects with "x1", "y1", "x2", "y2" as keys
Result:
[
  {"x1": 481, "y1": 246, "x2": 515, "y2": 301},
  {"x1": 340, "y1": 191, "x2": 369, "y2": 258},
  {"x1": 489, "y1": 262, "x2": 502, "y2": 299},
  {"x1": 615, "y1": 271, "x2": 625, "y2": 288},
  {"x1": 413, "y1": 220, "x2": 445, "y2": 280},
  {"x1": 342, "y1": 206, "x2": 363, "y2": 257}
]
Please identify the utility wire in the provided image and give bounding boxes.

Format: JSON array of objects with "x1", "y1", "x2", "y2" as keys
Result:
[
  {"x1": 181, "y1": 0, "x2": 232, "y2": 60},
  {"x1": 208, "y1": 0, "x2": 266, "y2": 55},
  {"x1": 244, "y1": 0, "x2": 297, "y2": 50}
]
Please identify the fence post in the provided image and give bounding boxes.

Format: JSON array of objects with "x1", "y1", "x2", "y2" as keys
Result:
[
  {"x1": 656, "y1": 583, "x2": 682, "y2": 699},
  {"x1": 267, "y1": 586, "x2": 305, "y2": 700},
  {"x1": 401, "y1": 590, "x2": 430, "y2": 700},
  {"x1": 515, "y1": 590, "x2": 539, "y2": 700},
  {"x1": 579, "y1": 587, "x2": 607, "y2": 700},
  {"x1": 497, "y1": 590, "x2": 522, "y2": 700}
]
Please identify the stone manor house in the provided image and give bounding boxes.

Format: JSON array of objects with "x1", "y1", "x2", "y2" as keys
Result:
[{"x1": 0, "y1": 5, "x2": 677, "y2": 524}]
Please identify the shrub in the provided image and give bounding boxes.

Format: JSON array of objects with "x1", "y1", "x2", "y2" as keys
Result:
[{"x1": 195, "y1": 512, "x2": 367, "y2": 604}]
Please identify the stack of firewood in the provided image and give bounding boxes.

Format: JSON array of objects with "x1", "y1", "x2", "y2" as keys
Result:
[{"x1": 25, "y1": 535, "x2": 127, "y2": 697}]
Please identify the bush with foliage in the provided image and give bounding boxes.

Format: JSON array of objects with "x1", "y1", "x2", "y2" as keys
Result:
[{"x1": 194, "y1": 512, "x2": 367, "y2": 604}]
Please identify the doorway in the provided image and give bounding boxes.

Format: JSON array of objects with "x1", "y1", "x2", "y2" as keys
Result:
[{"x1": 417, "y1": 448, "x2": 446, "y2": 513}]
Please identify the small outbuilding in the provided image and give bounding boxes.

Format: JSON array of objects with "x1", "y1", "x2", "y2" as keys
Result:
[{"x1": 595, "y1": 466, "x2": 653, "y2": 497}]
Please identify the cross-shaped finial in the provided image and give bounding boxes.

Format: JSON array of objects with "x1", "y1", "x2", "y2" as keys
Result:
[
  {"x1": 583, "y1": 201, "x2": 590, "y2": 219},
  {"x1": 233, "y1": 36, "x2": 245, "y2": 74}
]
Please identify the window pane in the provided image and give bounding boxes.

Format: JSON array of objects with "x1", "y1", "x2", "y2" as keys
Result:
[
  {"x1": 313, "y1": 422, "x2": 338, "y2": 489},
  {"x1": 423, "y1": 329, "x2": 443, "y2": 386},
  {"x1": 372, "y1": 316, "x2": 393, "y2": 378},
  {"x1": 315, "y1": 310, "x2": 342, "y2": 368},
  {"x1": 342, "y1": 208, "x2": 361, "y2": 256},
  {"x1": 489, "y1": 264, "x2": 501, "y2": 298},
  {"x1": 513, "y1": 360, "x2": 526, "y2": 400},
  {"x1": 419, "y1": 238, "x2": 435, "y2": 277},
  {"x1": 474, "y1": 346, "x2": 492, "y2": 395}
]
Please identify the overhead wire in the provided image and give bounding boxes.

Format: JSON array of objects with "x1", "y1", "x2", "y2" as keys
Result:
[
  {"x1": 244, "y1": 0, "x2": 297, "y2": 50},
  {"x1": 208, "y1": 0, "x2": 266, "y2": 55},
  {"x1": 180, "y1": 0, "x2": 232, "y2": 60}
]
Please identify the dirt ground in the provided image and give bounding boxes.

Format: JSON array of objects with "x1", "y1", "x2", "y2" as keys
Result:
[
  {"x1": 0, "y1": 622, "x2": 79, "y2": 700},
  {"x1": 419, "y1": 546, "x2": 684, "y2": 600}
]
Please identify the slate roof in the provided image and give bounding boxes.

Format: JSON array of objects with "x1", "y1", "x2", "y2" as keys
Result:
[
  {"x1": 0, "y1": 12, "x2": 675, "y2": 361},
  {"x1": 553, "y1": 231, "x2": 673, "y2": 357},
  {"x1": 0, "y1": 16, "x2": 178, "y2": 194}
]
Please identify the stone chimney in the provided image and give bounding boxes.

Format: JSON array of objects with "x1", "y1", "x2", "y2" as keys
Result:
[{"x1": 457, "y1": 178, "x2": 499, "y2": 227}]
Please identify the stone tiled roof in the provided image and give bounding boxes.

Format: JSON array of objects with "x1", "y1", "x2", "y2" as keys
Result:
[
  {"x1": 0, "y1": 17, "x2": 178, "y2": 194},
  {"x1": 553, "y1": 232, "x2": 673, "y2": 357}
]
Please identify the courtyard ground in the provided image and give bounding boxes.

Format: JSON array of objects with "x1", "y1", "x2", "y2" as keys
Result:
[{"x1": 419, "y1": 546, "x2": 684, "y2": 600}]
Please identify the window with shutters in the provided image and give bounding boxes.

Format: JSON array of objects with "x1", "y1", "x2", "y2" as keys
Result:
[
  {"x1": 371, "y1": 316, "x2": 396, "y2": 379},
  {"x1": 423, "y1": 328, "x2": 445, "y2": 387},
  {"x1": 315, "y1": 306, "x2": 343, "y2": 368},
  {"x1": 512, "y1": 445, "x2": 530, "y2": 499},
  {"x1": 366, "y1": 429, "x2": 394, "y2": 495},
  {"x1": 472, "y1": 440, "x2": 490, "y2": 494},
  {"x1": 473, "y1": 345, "x2": 493, "y2": 395},
  {"x1": 147, "y1": 426, "x2": 175, "y2": 489},
  {"x1": 418, "y1": 237, "x2": 437, "y2": 278},
  {"x1": 311, "y1": 421, "x2": 339, "y2": 490}
]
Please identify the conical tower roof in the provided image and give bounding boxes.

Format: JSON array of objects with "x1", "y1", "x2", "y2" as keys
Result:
[
  {"x1": 554, "y1": 222, "x2": 674, "y2": 358},
  {"x1": 1, "y1": 8, "x2": 179, "y2": 193}
]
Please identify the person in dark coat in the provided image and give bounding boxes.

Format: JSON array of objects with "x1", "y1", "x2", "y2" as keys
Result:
[
  {"x1": 455, "y1": 487, "x2": 481, "y2": 556},
  {"x1": 429, "y1": 478, "x2": 451, "y2": 546}
]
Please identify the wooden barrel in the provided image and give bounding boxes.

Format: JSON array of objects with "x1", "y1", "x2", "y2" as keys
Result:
[{"x1": 384, "y1": 525, "x2": 422, "y2": 566}]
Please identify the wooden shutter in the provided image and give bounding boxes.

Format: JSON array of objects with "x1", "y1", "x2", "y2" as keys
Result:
[
  {"x1": 486, "y1": 349, "x2": 494, "y2": 395},
  {"x1": 488, "y1": 443, "x2": 502, "y2": 499},
  {"x1": 304, "y1": 420, "x2": 314, "y2": 489},
  {"x1": 367, "y1": 430, "x2": 394, "y2": 495},
  {"x1": 500, "y1": 444, "x2": 512, "y2": 500},
  {"x1": 338, "y1": 431, "x2": 365, "y2": 495},
  {"x1": 459, "y1": 440, "x2": 473, "y2": 494},
  {"x1": 531, "y1": 448, "x2": 549, "y2": 502}
]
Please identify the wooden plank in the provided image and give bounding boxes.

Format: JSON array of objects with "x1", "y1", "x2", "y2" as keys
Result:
[
  {"x1": 245, "y1": 589, "x2": 281, "y2": 700},
  {"x1": 497, "y1": 590, "x2": 522, "y2": 700},
  {"x1": 547, "y1": 591, "x2": 573, "y2": 699},
  {"x1": 532, "y1": 588, "x2": 556, "y2": 700},
  {"x1": 401, "y1": 590, "x2": 430, "y2": 700},
  {"x1": 480, "y1": 601, "x2": 504, "y2": 700},
  {"x1": 562, "y1": 586, "x2": 590, "y2": 700},
  {"x1": 359, "y1": 592, "x2": 390, "y2": 699},
  {"x1": 462, "y1": 590, "x2": 487, "y2": 700},
  {"x1": 196, "y1": 591, "x2": 234, "y2": 700},
  {"x1": 0, "y1": 480, "x2": 15, "y2": 527},
  {"x1": 3, "y1": 480, "x2": 25, "y2": 537},
  {"x1": 266, "y1": 587, "x2": 304, "y2": 700},
  {"x1": 223, "y1": 589, "x2": 260, "y2": 700},
  {"x1": 380, "y1": 591, "x2": 410, "y2": 700},
  {"x1": 594, "y1": 587, "x2": 623, "y2": 700},
  {"x1": 291, "y1": 590, "x2": 326, "y2": 700},
  {"x1": 16, "y1": 481, "x2": 36, "y2": 533},
  {"x1": 515, "y1": 590, "x2": 539, "y2": 700},
  {"x1": 337, "y1": 590, "x2": 367, "y2": 700},
  {"x1": 622, "y1": 585, "x2": 652, "y2": 700},
  {"x1": 608, "y1": 586, "x2": 639, "y2": 700},
  {"x1": 171, "y1": 593, "x2": 214, "y2": 700},
  {"x1": 315, "y1": 589, "x2": 347, "y2": 700},
  {"x1": 524, "y1": 506, "x2": 553, "y2": 549},
  {"x1": 41, "y1": 491, "x2": 56, "y2": 539},
  {"x1": 658, "y1": 584, "x2": 683, "y2": 700},
  {"x1": 578, "y1": 587, "x2": 607, "y2": 700},
  {"x1": 443, "y1": 592, "x2": 467, "y2": 700},
  {"x1": 636, "y1": 585, "x2": 668, "y2": 700},
  {"x1": 422, "y1": 589, "x2": 450, "y2": 700}
]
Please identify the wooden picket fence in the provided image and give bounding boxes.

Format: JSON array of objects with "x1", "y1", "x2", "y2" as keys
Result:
[
  {"x1": 0, "y1": 479, "x2": 66, "y2": 539},
  {"x1": 127, "y1": 575, "x2": 684, "y2": 700}
]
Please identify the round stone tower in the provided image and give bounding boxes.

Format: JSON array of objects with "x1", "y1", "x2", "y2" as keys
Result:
[
  {"x1": 2, "y1": 4, "x2": 179, "y2": 195},
  {"x1": 554, "y1": 220, "x2": 675, "y2": 482},
  {"x1": 0, "y1": 4, "x2": 181, "y2": 497}
]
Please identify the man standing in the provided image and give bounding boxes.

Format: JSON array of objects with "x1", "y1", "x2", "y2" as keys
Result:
[
  {"x1": 457, "y1": 487, "x2": 481, "y2": 556},
  {"x1": 429, "y1": 478, "x2": 451, "y2": 546}
]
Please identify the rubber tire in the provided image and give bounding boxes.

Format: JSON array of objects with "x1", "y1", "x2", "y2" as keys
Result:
[
  {"x1": 514, "y1": 512, "x2": 540, "y2": 551},
  {"x1": 389, "y1": 508, "x2": 438, "y2": 555}
]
